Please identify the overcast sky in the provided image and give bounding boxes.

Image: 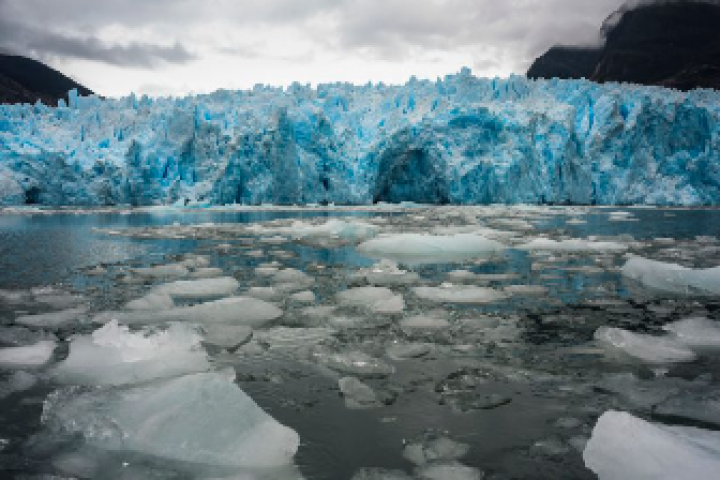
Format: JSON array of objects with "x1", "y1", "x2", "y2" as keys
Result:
[{"x1": 0, "y1": 0, "x2": 630, "y2": 97}]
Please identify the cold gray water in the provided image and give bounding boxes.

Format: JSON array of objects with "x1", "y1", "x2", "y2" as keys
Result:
[{"x1": 1, "y1": 205, "x2": 720, "y2": 480}]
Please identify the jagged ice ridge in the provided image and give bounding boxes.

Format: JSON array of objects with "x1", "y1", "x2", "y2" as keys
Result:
[{"x1": 1, "y1": 69, "x2": 719, "y2": 206}]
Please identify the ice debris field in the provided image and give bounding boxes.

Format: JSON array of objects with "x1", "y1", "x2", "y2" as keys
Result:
[
  {"x1": 2, "y1": 205, "x2": 720, "y2": 479},
  {"x1": 2, "y1": 70, "x2": 720, "y2": 207}
]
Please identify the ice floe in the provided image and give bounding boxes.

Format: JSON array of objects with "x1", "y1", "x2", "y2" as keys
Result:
[
  {"x1": 413, "y1": 284, "x2": 508, "y2": 304},
  {"x1": 339, "y1": 377, "x2": 380, "y2": 409},
  {"x1": 15, "y1": 306, "x2": 87, "y2": 330},
  {"x1": 0, "y1": 340, "x2": 56, "y2": 369},
  {"x1": 357, "y1": 233, "x2": 504, "y2": 264},
  {"x1": 594, "y1": 327, "x2": 697, "y2": 364},
  {"x1": 517, "y1": 238, "x2": 627, "y2": 253},
  {"x1": 662, "y1": 317, "x2": 720, "y2": 349},
  {"x1": 53, "y1": 321, "x2": 211, "y2": 386},
  {"x1": 95, "y1": 297, "x2": 283, "y2": 327},
  {"x1": 152, "y1": 277, "x2": 239, "y2": 300},
  {"x1": 337, "y1": 287, "x2": 405, "y2": 314},
  {"x1": 42, "y1": 372, "x2": 300, "y2": 468},
  {"x1": 583, "y1": 411, "x2": 720, "y2": 480},
  {"x1": 622, "y1": 256, "x2": 720, "y2": 296}
]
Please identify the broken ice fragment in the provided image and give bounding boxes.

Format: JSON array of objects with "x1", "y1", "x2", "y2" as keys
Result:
[
  {"x1": 0, "y1": 340, "x2": 55, "y2": 369},
  {"x1": 337, "y1": 287, "x2": 405, "y2": 314},
  {"x1": 42, "y1": 372, "x2": 300, "y2": 468},
  {"x1": 338, "y1": 377, "x2": 380, "y2": 409},
  {"x1": 622, "y1": 256, "x2": 720, "y2": 296},
  {"x1": 95, "y1": 297, "x2": 283, "y2": 327},
  {"x1": 315, "y1": 350, "x2": 395, "y2": 377},
  {"x1": 15, "y1": 306, "x2": 87, "y2": 330},
  {"x1": 594, "y1": 327, "x2": 696, "y2": 364},
  {"x1": 357, "y1": 233, "x2": 504, "y2": 265},
  {"x1": 413, "y1": 285, "x2": 507, "y2": 304},
  {"x1": 152, "y1": 277, "x2": 239, "y2": 300},
  {"x1": 583, "y1": 411, "x2": 720, "y2": 480},
  {"x1": 53, "y1": 320, "x2": 210, "y2": 386}
]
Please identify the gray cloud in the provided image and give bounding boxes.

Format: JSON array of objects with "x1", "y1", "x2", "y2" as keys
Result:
[
  {"x1": 0, "y1": 1, "x2": 195, "y2": 67},
  {"x1": 0, "y1": 0, "x2": 665, "y2": 92}
]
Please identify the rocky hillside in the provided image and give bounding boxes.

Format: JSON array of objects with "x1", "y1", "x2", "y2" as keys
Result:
[
  {"x1": 528, "y1": 1, "x2": 720, "y2": 90},
  {"x1": 0, "y1": 54, "x2": 93, "y2": 105}
]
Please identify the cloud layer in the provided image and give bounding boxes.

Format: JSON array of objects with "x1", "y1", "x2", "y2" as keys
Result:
[{"x1": 0, "y1": 0, "x2": 630, "y2": 96}]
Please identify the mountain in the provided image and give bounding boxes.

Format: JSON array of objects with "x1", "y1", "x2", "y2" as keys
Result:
[
  {"x1": 528, "y1": 1, "x2": 720, "y2": 90},
  {"x1": 0, "y1": 54, "x2": 94, "y2": 105}
]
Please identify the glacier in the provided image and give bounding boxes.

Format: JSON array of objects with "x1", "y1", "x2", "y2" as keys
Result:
[{"x1": 1, "y1": 69, "x2": 719, "y2": 206}]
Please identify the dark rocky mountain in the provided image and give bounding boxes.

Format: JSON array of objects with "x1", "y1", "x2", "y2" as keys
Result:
[
  {"x1": 528, "y1": 1, "x2": 720, "y2": 90},
  {"x1": 527, "y1": 46, "x2": 603, "y2": 81},
  {"x1": 0, "y1": 54, "x2": 93, "y2": 105}
]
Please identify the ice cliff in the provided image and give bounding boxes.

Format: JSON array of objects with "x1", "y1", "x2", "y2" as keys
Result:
[{"x1": 1, "y1": 69, "x2": 719, "y2": 206}]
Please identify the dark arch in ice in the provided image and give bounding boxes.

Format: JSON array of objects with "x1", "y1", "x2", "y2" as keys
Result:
[{"x1": 373, "y1": 148, "x2": 449, "y2": 204}]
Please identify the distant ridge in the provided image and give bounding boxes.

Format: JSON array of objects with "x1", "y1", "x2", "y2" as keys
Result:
[
  {"x1": 0, "y1": 54, "x2": 94, "y2": 105},
  {"x1": 528, "y1": 1, "x2": 720, "y2": 90}
]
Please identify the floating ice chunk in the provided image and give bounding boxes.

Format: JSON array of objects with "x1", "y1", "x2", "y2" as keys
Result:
[
  {"x1": 0, "y1": 340, "x2": 55, "y2": 369},
  {"x1": 413, "y1": 284, "x2": 508, "y2": 304},
  {"x1": 15, "y1": 306, "x2": 86, "y2": 330},
  {"x1": 327, "y1": 315, "x2": 390, "y2": 330},
  {"x1": 202, "y1": 325, "x2": 253, "y2": 350},
  {"x1": 594, "y1": 327, "x2": 696, "y2": 364},
  {"x1": 386, "y1": 343, "x2": 431, "y2": 360},
  {"x1": 399, "y1": 315, "x2": 451, "y2": 332},
  {"x1": 125, "y1": 292, "x2": 175, "y2": 311},
  {"x1": 253, "y1": 327, "x2": 336, "y2": 354},
  {"x1": 337, "y1": 287, "x2": 405, "y2": 314},
  {"x1": 314, "y1": 350, "x2": 395, "y2": 377},
  {"x1": 285, "y1": 219, "x2": 379, "y2": 242},
  {"x1": 403, "y1": 437, "x2": 470, "y2": 465},
  {"x1": 583, "y1": 411, "x2": 720, "y2": 480},
  {"x1": 189, "y1": 267, "x2": 224, "y2": 279},
  {"x1": 530, "y1": 437, "x2": 571, "y2": 457},
  {"x1": 503, "y1": 285, "x2": 549, "y2": 296},
  {"x1": 300, "y1": 305, "x2": 337, "y2": 320},
  {"x1": 153, "y1": 277, "x2": 239, "y2": 300},
  {"x1": 414, "y1": 462, "x2": 483, "y2": 480},
  {"x1": 53, "y1": 321, "x2": 210, "y2": 386},
  {"x1": 289, "y1": 290, "x2": 315, "y2": 304},
  {"x1": 0, "y1": 289, "x2": 28, "y2": 304},
  {"x1": 359, "y1": 260, "x2": 421, "y2": 286},
  {"x1": 42, "y1": 372, "x2": 300, "y2": 468},
  {"x1": 255, "y1": 266, "x2": 279, "y2": 276},
  {"x1": 357, "y1": 233, "x2": 504, "y2": 265},
  {"x1": 273, "y1": 268, "x2": 314, "y2": 285},
  {"x1": 0, "y1": 371, "x2": 37, "y2": 399},
  {"x1": 621, "y1": 256, "x2": 720, "y2": 296},
  {"x1": 96, "y1": 297, "x2": 283, "y2": 327},
  {"x1": 517, "y1": 238, "x2": 627, "y2": 253},
  {"x1": 245, "y1": 286, "x2": 284, "y2": 302},
  {"x1": 32, "y1": 288, "x2": 84, "y2": 309},
  {"x1": 595, "y1": 373, "x2": 685, "y2": 410},
  {"x1": 662, "y1": 317, "x2": 720, "y2": 349},
  {"x1": 131, "y1": 263, "x2": 191, "y2": 279},
  {"x1": 178, "y1": 254, "x2": 212, "y2": 269},
  {"x1": 339, "y1": 377, "x2": 380, "y2": 409}
]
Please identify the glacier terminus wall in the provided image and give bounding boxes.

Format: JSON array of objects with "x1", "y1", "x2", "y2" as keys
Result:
[{"x1": 1, "y1": 69, "x2": 719, "y2": 207}]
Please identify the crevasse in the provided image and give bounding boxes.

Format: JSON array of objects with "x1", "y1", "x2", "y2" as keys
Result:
[{"x1": 1, "y1": 69, "x2": 719, "y2": 206}]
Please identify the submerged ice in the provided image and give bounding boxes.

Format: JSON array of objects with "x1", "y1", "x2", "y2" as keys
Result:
[{"x1": 2, "y1": 71, "x2": 720, "y2": 207}]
